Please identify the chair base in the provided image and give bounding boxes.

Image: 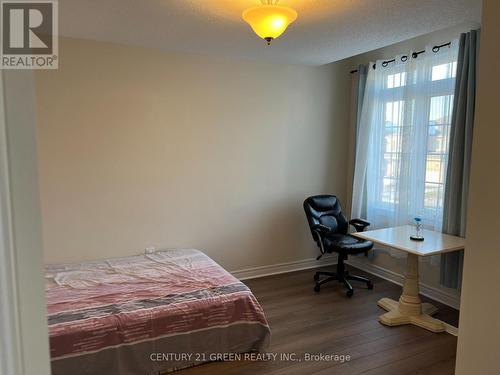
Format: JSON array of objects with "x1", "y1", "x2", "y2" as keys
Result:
[{"x1": 313, "y1": 256, "x2": 373, "y2": 297}]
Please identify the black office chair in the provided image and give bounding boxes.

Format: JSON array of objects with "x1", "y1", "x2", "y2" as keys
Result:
[{"x1": 303, "y1": 195, "x2": 374, "y2": 297}]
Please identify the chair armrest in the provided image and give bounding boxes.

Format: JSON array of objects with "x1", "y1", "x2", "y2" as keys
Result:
[
  {"x1": 311, "y1": 224, "x2": 331, "y2": 259},
  {"x1": 349, "y1": 218, "x2": 370, "y2": 232}
]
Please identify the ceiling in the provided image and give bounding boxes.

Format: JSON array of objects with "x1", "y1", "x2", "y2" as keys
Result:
[{"x1": 59, "y1": 0, "x2": 482, "y2": 66}]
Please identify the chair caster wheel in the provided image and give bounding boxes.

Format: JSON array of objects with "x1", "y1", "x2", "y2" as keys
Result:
[
  {"x1": 314, "y1": 284, "x2": 320, "y2": 292},
  {"x1": 367, "y1": 281, "x2": 374, "y2": 290},
  {"x1": 313, "y1": 274, "x2": 319, "y2": 282},
  {"x1": 346, "y1": 290, "x2": 353, "y2": 298}
]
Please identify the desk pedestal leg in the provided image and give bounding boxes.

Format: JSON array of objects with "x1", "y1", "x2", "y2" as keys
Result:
[{"x1": 377, "y1": 253, "x2": 445, "y2": 333}]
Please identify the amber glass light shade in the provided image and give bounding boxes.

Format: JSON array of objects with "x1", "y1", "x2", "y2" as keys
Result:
[{"x1": 242, "y1": 5, "x2": 298, "y2": 44}]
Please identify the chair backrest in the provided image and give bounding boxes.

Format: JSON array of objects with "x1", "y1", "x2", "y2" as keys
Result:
[{"x1": 303, "y1": 195, "x2": 349, "y2": 242}]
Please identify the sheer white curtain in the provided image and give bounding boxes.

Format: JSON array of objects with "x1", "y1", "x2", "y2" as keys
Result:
[{"x1": 352, "y1": 43, "x2": 459, "y2": 240}]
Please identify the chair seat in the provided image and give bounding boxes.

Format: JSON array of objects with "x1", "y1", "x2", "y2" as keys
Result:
[{"x1": 324, "y1": 234, "x2": 373, "y2": 255}]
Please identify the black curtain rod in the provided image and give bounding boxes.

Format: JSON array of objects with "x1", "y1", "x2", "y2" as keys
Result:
[{"x1": 349, "y1": 42, "x2": 452, "y2": 74}]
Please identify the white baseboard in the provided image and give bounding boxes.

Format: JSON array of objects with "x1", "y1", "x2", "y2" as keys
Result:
[
  {"x1": 347, "y1": 256, "x2": 460, "y2": 310},
  {"x1": 231, "y1": 255, "x2": 338, "y2": 281},
  {"x1": 231, "y1": 254, "x2": 460, "y2": 311}
]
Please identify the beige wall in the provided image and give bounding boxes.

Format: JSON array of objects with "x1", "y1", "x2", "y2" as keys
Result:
[
  {"x1": 35, "y1": 38, "x2": 351, "y2": 270},
  {"x1": 344, "y1": 23, "x2": 480, "y2": 305},
  {"x1": 456, "y1": 0, "x2": 500, "y2": 373}
]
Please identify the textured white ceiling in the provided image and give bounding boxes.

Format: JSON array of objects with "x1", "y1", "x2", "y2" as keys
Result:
[{"x1": 59, "y1": 0, "x2": 482, "y2": 66}]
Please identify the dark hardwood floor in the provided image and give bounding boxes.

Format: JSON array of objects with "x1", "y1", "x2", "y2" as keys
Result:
[{"x1": 182, "y1": 266, "x2": 459, "y2": 375}]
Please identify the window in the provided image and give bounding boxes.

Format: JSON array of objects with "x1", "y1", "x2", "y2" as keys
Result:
[
  {"x1": 353, "y1": 45, "x2": 459, "y2": 231},
  {"x1": 379, "y1": 61, "x2": 456, "y2": 221}
]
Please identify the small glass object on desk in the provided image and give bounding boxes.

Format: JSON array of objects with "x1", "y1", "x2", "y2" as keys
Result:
[{"x1": 410, "y1": 217, "x2": 424, "y2": 241}]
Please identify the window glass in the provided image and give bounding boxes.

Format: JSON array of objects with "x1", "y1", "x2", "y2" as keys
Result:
[
  {"x1": 431, "y1": 62, "x2": 457, "y2": 81},
  {"x1": 387, "y1": 72, "x2": 407, "y2": 88}
]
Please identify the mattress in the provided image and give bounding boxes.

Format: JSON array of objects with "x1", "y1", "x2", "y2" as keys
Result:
[{"x1": 45, "y1": 249, "x2": 270, "y2": 374}]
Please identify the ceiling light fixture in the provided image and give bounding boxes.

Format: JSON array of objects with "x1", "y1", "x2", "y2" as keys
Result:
[{"x1": 242, "y1": 0, "x2": 298, "y2": 45}]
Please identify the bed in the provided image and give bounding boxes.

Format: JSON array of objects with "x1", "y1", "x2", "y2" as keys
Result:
[{"x1": 45, "y1": 249, "x2": 270, "y2": 374}]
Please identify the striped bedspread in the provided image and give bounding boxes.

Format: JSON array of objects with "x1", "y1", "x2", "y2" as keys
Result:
[{"x1": 46, "y1": 249, "x2": 270, "y2": 374}]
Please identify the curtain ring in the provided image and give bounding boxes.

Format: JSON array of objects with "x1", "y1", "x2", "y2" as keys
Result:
[
  {"x1": 411, "y1": 52, "x2": 418, "y2": 58},
  {"x1": 382, "y1": 61, "x2": 389, "y2": 67},
  {"x1": 432, "y1": 46, "x2": 440, "y2": 53},
  {"x1": 401, "y1": 55, "x2": 408, "y2": 62}
]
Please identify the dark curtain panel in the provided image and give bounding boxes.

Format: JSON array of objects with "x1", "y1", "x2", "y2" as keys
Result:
[
  {"x1": 354, "y1": 64, "x2": 368, "y2": 145},
  {"x1": 440, "y1": 30, "x2": 480, "y2": 289},
  {"x1": 353, "y1": 64, "x2": 368, "y2": 219}
]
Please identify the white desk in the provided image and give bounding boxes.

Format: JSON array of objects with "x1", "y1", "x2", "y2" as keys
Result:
[{"x1": 352, "y1": 225, "x2": 465, "y2": 332}]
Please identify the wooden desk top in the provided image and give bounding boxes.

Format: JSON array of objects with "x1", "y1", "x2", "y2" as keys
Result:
[{"x1": 352, "y1": 225, "x2": 465, "y2": 257}]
